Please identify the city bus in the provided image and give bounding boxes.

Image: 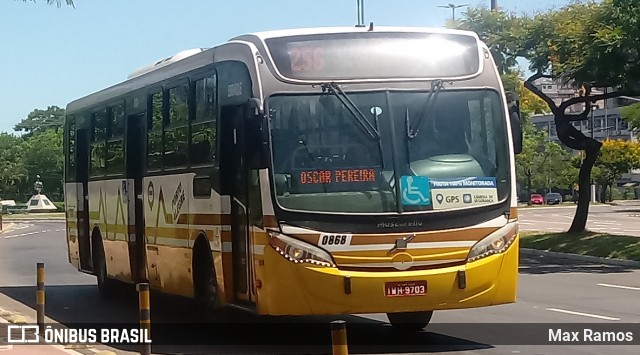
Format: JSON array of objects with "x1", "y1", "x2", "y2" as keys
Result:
[{"x1": 63, "y1": 26, "x2": 523, "y2": 330}]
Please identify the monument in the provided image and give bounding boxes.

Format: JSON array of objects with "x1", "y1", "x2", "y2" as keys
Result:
[{"x1": 26, "y1": 175, "x2": 57, "y2": 212}]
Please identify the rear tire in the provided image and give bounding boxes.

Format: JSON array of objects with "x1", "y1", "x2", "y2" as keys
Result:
[
  {"x1": 92, "y1": 231, "x2": 118, "y2": 299},
  {"x1": 387, "y1": 311, "x2": 433, "y2": 331}
]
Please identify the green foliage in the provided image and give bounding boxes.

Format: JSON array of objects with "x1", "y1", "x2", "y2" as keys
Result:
[
  {"x1": 0, "y1": 133, "x2": 27, "y2": 198},
  {"x1": 53, "y1": 201, "x2": 65, "y2": 212},
  {"x1": 20, "y1": 129, "x2": 64, "y2": 198},
  {"x1": 459, "y1": 1, "x2": 640, "y2": 93},
  {"x1": 621, "y1": 103, "x2": 640, "y2": 134},
  {"x1": 19, "y1": 0, "x2": 74, "y2": 7},
  {"x1": 14, "y1": 106, "x2": 65, "y2": 136},
  {"x1": 457, "y1": 7, "x2": 527, "y2": 74},
  {"x1": 593, "y1": 139, "x2": 640, "y2": 201},
  {"x1": 0, "y1": 107, "x2": 64, "y2": 202},
  {"x1": 521, "y1": 231, "x2": 640, "y2": 262},
  {"x1": 516, "y1": 120, "x2": 577, "y2": 195}
]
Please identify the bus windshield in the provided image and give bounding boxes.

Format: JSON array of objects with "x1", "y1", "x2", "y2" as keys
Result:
[{"x1": 268, "y1": 89, "x2": 510, "y2": 214}]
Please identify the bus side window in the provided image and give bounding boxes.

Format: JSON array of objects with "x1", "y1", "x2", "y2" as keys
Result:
[
  {"x1": 90, "y1": 109, "x2": 107, "y2": 177},
  {"x1": 147, "y1": 91, "x2": 163, "y2": 171},
  {"x1": 164, "y1": 84, "x2": 189, "y2": 168},
  {"x1": 191, "y1": 75, "x2": 217, "y2": 166}
]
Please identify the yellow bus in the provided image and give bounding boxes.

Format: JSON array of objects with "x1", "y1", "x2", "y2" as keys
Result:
[{"x1": 64, "y1": 26, "x2": 523, "y2": 330}]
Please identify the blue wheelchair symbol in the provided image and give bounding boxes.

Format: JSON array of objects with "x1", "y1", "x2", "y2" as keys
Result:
[{"x1": 400, "y1": 176, "x2": 431, "y2": 206}]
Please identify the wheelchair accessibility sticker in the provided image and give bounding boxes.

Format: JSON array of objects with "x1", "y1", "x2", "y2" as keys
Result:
[{"x1": 400, "y1": 176, "x2": 432, "y2": 206}]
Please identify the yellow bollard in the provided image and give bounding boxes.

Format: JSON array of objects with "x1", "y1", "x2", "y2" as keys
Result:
[
  {"x1": 137, "y1": 283, "x2": 151, "y2": 355},
  {"x1": 36, "y1": 263, "x2": 45, "y2": 332},
  {"x1": 331, "y1": 320, "x2": 348, "y2": 355}
]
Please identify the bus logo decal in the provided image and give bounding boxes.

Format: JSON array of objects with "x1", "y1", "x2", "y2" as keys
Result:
[
  {"x1": 171, "y1": 183, "x2": 185, "y2": 221},
  {"x1": 387, "y1": 234, "x2": 416, "y2": 255},
  {"x1": 147, "y1": 182, "x2": 154, "y2": 209}
]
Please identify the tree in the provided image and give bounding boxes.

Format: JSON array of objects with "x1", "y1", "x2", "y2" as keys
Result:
[
  {"x1": 1, "y1": 106, "x2": 65, "y2": 202},
  {"x1": 18, "y1": 129, "x2": 64, "y2": 200},
  {"x1": 14, "y1": 106, "x2": 65, "y2": 136},
  {"x1": 593, "y1": 139, "x2": 640, "y2": 202},
  {"x1": 0, "y1": 134, "x2": 27, "y2": 199},
  {"x1": 457, "y1": 7, "x2": 527, "y2": 75},
  {"x1": 458, "y1": 1, "x2": 640, "y2": 232},
  {"x1": 516, "y1": 121, "x2": 577, "y2": 202},
  {"x1": 621, "y1": 103, "x2": 640, "y2": 134},
  {"x1": 19, "y1": 0, "x2": 74, "y2": 7}
]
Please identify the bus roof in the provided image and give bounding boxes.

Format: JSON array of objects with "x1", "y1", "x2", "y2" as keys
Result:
[
  {"x1": 232, "y1": 26, "x2": 480, "y2": 41},
  {"x1": 66, "y1": 26, "x2": 482, "y2": 114}
]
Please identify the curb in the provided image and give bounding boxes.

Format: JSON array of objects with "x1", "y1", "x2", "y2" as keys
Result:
[
  {"x1": 521, "y1": 248, "x2": 640, "y2": 268},
  {"x1": 1, "y1": 218, "x2": 65, "y2": 222}
]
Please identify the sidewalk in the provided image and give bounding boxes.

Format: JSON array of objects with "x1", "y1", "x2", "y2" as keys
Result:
[
  {"x1": 0, "y1": 318, "x2": 85, "y2": 355},
  {"x1": 0, "y1": 300, "x2": 118, "y2": 355}
]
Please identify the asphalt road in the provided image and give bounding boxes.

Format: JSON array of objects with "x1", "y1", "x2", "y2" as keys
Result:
[
  {"x1": 1, "y1": 219, "x2": 639, "y2": 355},
  {"x1": 519, "y1": 203, "x2": 640, "y2": 236}
]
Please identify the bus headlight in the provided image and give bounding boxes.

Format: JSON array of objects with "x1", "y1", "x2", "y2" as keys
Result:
[
  {"x1": 467, "y1": 223, "x2": 518, "y2": 262},
  {"x1": 268, "y1": 231, "x2": 336, "y2": 268}
]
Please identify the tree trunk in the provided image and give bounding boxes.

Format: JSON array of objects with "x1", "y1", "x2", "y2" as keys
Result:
[
  {"x1": 568, "y1": 139, "x2": 601, "y2": 233},
  {"x1": 526, "y1": 173, "x2": 532, "y2": 206}
]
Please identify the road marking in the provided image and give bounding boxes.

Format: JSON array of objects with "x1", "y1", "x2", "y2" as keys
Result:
[
  {"x1": 598, "y1": 283, "x2": 640, "y2": 291},
  {"x1": 2, "y1": 228, "x2": 66, "y2": 239},
  {"x1": 546, "y1": 308, "x2": 620, "y2": 321}
]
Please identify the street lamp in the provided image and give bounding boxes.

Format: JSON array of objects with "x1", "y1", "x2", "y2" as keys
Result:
[
  {"x1": 438, "y1": 3, "x2": 468, "y2": 21},
  {"x1": 355, "y1": 0, "x2": 365, "y2": 27}
]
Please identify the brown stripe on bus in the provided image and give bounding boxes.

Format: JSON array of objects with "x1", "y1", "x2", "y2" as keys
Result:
[
  {"x1": 176, "y1": 213, "x2": 233, "y2": 225},
  {"x1": 288, "y1": 234, "x2": 320, "y2": 245},
  {"x1": 263, "y1": 215, "x2": 278, "y2": 228},
  {"x1": 347, "y1": 228, "x2": 499, "y2": 245}
]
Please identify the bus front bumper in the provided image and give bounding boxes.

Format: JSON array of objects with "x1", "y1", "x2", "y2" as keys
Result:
[{"x1": 255, "y1": 238, "x2": 518, "y2": 316}]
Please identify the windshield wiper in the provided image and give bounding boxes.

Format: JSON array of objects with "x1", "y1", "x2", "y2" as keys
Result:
[
  {"x1": 321, "y1": 83, "x2": 381, "y2": 140},
  {"x1": 407, "y1": 80, "x2": 444, "y2": 139}
]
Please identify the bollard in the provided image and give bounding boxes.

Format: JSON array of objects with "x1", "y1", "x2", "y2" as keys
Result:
[
  {"x1": 36, "y1": 263, "x2": 45, "y2": 332},
  {"x1": 330, "y1": 320, "x2": 348, "y2": 355},
  {"x1": 137, "y1": 283, "x2": 151, "y2": 355}
]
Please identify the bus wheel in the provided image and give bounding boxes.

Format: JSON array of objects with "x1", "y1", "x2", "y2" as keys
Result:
[
  {"x1": 92, "y1": 231, "x2": 117, "y2": 298},
  {"x1": 193, "y1": 237, "x2": 218, "y2": 319},
  {"x1": 386, "y1": 311, "x2": 433, "y2": 331}
]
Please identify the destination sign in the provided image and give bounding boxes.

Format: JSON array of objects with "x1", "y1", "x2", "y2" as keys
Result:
[
  {"x1": 298, "y1": 168, "x2": 377, "y2": 184},
  {"x1": 292, "y1": 168, "x2": 380, "y2": 193},
  {"x1": 266, "y1": 32, "x2": 480, "y2": 81}
]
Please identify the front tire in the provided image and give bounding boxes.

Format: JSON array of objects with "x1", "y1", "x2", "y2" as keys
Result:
[
  {"x1": 387, "y1": 311, "x2": 433, "y2": 331},
  {"x1": 193, "y1": 239, "x2": 219, "y2": 320}
]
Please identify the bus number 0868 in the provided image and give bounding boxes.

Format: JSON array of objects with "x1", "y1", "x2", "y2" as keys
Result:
[{"x1": 321, "y1": 235, "x2": 347, "y2": 246}]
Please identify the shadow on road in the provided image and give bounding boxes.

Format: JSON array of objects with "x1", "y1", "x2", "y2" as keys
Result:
[
  {"x1": 0, "y1": 284, "x2": 493, "y2": 354},
  {"x1": 518, "y1": 255, "x2": 638, "y2": 275}
]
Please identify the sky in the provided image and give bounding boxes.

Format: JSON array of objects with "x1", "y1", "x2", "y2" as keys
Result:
[{"x1": 0, "y1": 0, "x2": 569, "y2": 134}]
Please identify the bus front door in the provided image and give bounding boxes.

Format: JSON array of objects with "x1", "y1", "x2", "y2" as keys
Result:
[
  {"x1": 76, "y1": 128, "x2": 92, "y2": 272},
  {"x1": 126, "y1": 113, "x2": 147, "y2": 283},
  {"x1": 221, "y1": 104, "x2": 252, "y2": 302}
]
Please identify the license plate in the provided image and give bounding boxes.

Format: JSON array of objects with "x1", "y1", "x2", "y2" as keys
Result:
[{"x1": 385, "y1": 281, "x2": 427, "y2": 297}]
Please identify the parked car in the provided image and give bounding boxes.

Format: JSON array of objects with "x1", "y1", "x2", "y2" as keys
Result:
[
  {"x1": 530, "y1": 194, "x2": 544, "y2": 205},
  {"x1": 545, "y1": 192, "x2": 563, "y2": 205}
]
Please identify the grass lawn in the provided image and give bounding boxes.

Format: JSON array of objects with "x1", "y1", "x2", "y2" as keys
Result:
[{"x1": 520, "y1": 231, "x2": 640, "y2": 262}]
